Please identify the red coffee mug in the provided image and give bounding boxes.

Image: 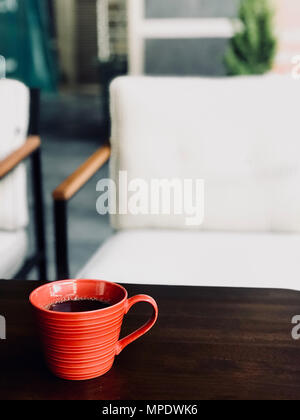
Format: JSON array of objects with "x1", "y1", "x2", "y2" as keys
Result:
[{"x1": 29, "y1": 279, "x2": 158, "y2": 381}]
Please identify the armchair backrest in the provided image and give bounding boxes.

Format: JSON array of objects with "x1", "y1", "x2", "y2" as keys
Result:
[
  {"x1": 0, "y1": 80, "x2": 29, "y2": 230},
  {"x1": 109, "y1": 76, "x2": 300, "y2": 232}
]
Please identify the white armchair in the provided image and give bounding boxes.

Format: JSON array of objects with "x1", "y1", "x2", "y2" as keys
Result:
[
  {"x1": 0, "y1": 80, "x2": 47, "y2": 280},
  {"x1": 54, "y1": 75, "x2": 300, "y2": 290}
]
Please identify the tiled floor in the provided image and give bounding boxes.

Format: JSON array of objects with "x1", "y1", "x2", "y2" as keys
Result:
[{"x1": 28, "y1": 91, "x2": 113, "y2": 281}]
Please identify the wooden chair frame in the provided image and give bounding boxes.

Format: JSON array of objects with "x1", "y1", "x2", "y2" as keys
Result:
[
  {"x1": 0, "y1": 89, "x2": 47, "y2": 280},
  {"x1": 52, "y1": 144, "x2": 111, "y2": 279}
]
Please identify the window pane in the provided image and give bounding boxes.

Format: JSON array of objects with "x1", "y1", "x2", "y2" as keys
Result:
[
  {"x1": 145, "y1": 0, "x2": 239, "y2": 19},
  {"x1": 145, "y1": 38, "x2": 229, "y2": 76}
]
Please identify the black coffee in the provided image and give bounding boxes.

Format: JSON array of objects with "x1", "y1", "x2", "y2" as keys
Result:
[{"x1": 48, "y1": 298, "x2": 111, "y2": 313}]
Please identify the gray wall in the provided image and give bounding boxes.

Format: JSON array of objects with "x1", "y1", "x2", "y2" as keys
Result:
[
  {"x1": 144, "y1": 0, "x2": 239, "y2": 76},
  {"x1": 145, "y1": 0, "x2": 238, "y2": 19},
  {"x1": 145, "y1": 38, "x2": 229, "y2": 76}
]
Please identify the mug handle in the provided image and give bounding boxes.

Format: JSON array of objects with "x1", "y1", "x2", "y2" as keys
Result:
[{"x1": 115, "y1": 294, "x2": 158, "y2": 355}]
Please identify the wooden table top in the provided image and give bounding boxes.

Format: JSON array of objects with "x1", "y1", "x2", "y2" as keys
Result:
[{"x1": 1, "y1": 280, "x2": 300, "y2": 400}]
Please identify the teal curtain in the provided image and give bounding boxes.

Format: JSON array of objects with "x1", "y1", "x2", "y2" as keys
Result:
[{"x1": 0, "y1": 0, "x2": 57, "y2": 90}]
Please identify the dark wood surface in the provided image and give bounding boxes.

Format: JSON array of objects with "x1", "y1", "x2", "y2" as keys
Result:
[{"x1": 1, "y1": 280, "x2": 300, "y2": 400}]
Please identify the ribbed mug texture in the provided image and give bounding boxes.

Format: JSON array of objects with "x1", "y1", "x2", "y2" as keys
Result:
[{"x1": 30, "y1": 279, "x2": 158, "y2": 380}]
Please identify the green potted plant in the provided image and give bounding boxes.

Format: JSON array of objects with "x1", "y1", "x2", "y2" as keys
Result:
[{"x1": 225, "y1": 0, "x2": 277, "y2": 75}]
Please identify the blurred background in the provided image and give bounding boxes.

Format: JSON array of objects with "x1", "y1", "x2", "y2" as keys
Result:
[{"x1": 0, "y1": 0, "x2": 299, "y2": 279}]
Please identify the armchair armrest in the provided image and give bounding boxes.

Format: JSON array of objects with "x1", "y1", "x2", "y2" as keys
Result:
[
  {"x1": 52, "y1": 145, "x2": 111, "y2": 201},
  {"x1": 52, "y1": 144, "x2": 111, "y2": 280},
  {"x1": 0, "y1": 132, "x2": 47, "y2": 280},
  {"x1": 0, "y1": 136, "x2": 41, "y2": 179}
]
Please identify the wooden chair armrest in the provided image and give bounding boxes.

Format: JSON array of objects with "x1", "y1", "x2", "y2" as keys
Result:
[
  {"x1": 0, "y1": 136, "x2": 41, "y2": 179},
  {"x1": 52, "y1": 145, "x2": 111, "y2": 201}
]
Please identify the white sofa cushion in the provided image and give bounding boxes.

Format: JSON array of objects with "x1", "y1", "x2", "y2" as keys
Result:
[
  {"x1": 0, "y1": 229, "x2": 27, "y2": 279},
  {"x1": 109, "y1": 75, "x2": 300, "y2": 232},
  {"x1": 0, "y1": 79, "x2": 29, "y2": 230},
  {"x1": 77, "y1": 230, "x2": 300, "y2": 291}
]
